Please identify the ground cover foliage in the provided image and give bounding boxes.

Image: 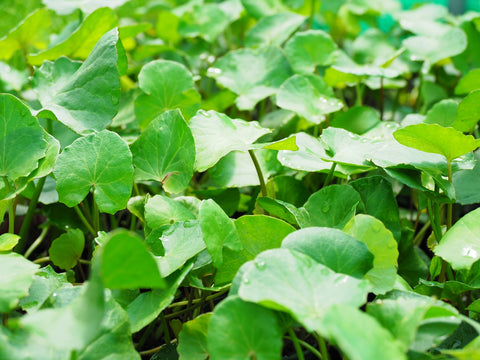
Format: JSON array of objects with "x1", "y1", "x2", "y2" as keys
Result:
[{"x1": 2, "y1": 0, "x2": 480, "y2": 358}]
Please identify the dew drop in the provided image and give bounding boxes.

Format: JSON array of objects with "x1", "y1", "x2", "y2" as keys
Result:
[
  {"x1": 65, "y1": 225, "x2": 69, "y2": 229},
  {"x1": 52, "y1": 293, "x2": 57, "y2": 298},
  {"x1": 462, "y1": 247, "x2": 478, "y2": 259},
  {"x1": 207, "y1": 67, "x2": 222, "y2": 75},
  {"x1": 207, "y1": 55, "x2": 216, "y2": 63},
  {"x1": 243, "y1": 277, "x2": 250, "y2": 284},
  {"x1": 254, "y1": 260, "x2": 266, "y2": 270},
  {"x1": 360, "y1": 138, "x2": 369, "y2": 143},
  {"x1": 321, "y1": 204, "x2": 330, "y2": 213}
]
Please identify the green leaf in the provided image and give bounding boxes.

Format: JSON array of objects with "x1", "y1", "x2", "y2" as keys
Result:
[
  {"x1": 321, "y1": 305, "x2": 407, "y2": 360},
  {"x1": 402, "y1": 27, "x2": 467, "y2": 67},
  {"x1": 189, "y1": 110, "x2": 271, "y2": 172},
  {"x1": 144, "y1": 195, "x2": 196, "y2": 230},
  {"x1": 0, "y1": 94, "x2": 47, "y2": 181},
  {"x1": 178, "y1": 313, "x2": 211, "y2": 360},
  {"x1": 238, "y1": 248, "x2": 370, "y2": 332},
  {"x1": 455, "y1": 68, "x2": 480, "y2": 95},
  {"x1": 424, "y1": 99, "x2": 458, "y2": 127},
  {"x1": 394, "y1": 124, "x2": 480, "y2": 162},
  {"x1": 331, "y1": 106, "x2": 381, "y2": 134},
  {"x1": 154, "y1": 221, "x2": 206, "y2": 277},
  {"x1": 453, "y1": 151, "x2": 480, "y2": 205},
  {"x1": 135, "y1": 60, "x2": 201, "y2": 129},
  {"x1": 215, "y1": 215, "x2": 295, "y2": 285},
  {"x1": 33, "y1": 28, "x2": 123, "y2": 135},
  {"x1": 207, "y1": 296, "x2": 283, "y2": 360},
  {"x1": 442, "y1": 336, "x2": 480, "y2": 359},
  {"x1": 240, "y1": 0, "x2": 288, "y2": 18},
  {"x1": 27, "y1": 7, "x2": 118, "y2": 65},
  {"x1": 0, "y1": 253, "x2": 39, "y2": 313},
  {"x1": 49, "y1": 228, "x2": 85, "y2": 270},
  {"x1": 19, "y1": 265, "x2": 73, "y2": 313},
  {"x1": 284, "y1": 30, "x2": 338, "y2": 74},
  {"x1": 276, "y1": 74, "x2": 343, "y2": 124},
  {"x1": 350, "y1": 175, "x2": 401, "y2": 240},
  {"x1": 54, "y1": 130, "x2": 133, "y2": 214},
  {"x1": 343, "y1": 215, "x2": 399, "y2": 294},
  {"x1": 126, "y1": 261, "x2": 193, "y2": 333},
  {"x1": 42, "y1": 0, "x2": 129, "y2": 15},
  {"x1": 452, "y1": 90, "x2": 480, "y2": 133},
  {"x1": 131, "y1": 109, "x2": 195, "y2": 194},
  {"x1": 257, "y1": 197, "x2": 309, "y2": 227},
  {"x1": 245, "y1": 12, "x2": 305, "y2": 48},
  {"x1": 0, "y1": 8, "x2": 51, "y2": 61},
  {"x1": 208, "y1": 46, "x2": 292, "y2": 110},
  {"x1": 102, "y1": 230, "x2": 165, "y2": 289},
  {"x1": 199, "y1": 199, "x2": 240, "y2": 268},
  {"x1": 434, "y1": 207, "x2": 480, "y2": 270},
  {"x1": 0, "y1": 233, "x2": 20, "y2": 251},
  {"x1": 303, "y1": 184, "x2": 363, "y2": 228},
  {"x1": 282, "y1": 227, "x2": 374, "y2": 278}
]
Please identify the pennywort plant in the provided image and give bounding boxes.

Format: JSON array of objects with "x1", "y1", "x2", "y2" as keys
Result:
[{"x1": 1, "y1": 0, "x2": 480, "y2": 359}]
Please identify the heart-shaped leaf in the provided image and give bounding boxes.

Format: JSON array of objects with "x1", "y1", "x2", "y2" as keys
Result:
[
  {"x1": 131, "y1": 109, "x2": 195, "y2": 194},
  {"x1": 49, "y1": 228, "x2": 85, "y2": 270},
  {"x1": 54, "y1": 130, "x2": 133, "y2": 214},
  {"x1": 33, "y1": 28, "x2": 124, "y2": 135}
]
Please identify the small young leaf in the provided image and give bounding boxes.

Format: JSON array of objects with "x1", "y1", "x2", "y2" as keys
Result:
[
  {"x1": 452, "y1": 90, "x2": 480, "y2": 133},
  {"x1": 394, "y1": 123, "x2": 480, "y2": 162},
  {"x1": 49, "y1": 228, "x2": 85, "y2": 270},
  {"x1": 0, "y1": 233, "x2": 20, "y2": 251},
  {"x1": 54, "y1": 130, "x2": 133, "y2": 214}
]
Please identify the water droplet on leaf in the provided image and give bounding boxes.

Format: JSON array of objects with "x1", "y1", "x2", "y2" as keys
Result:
[{"x1": 254, "y1": 260, "x2": 266, "y2": 270}]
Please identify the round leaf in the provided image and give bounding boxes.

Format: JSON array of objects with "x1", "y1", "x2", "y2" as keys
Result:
[
  {"x1": 102, "y1": 230, "x2": 165, "y2": 289},
  {"x1": 207, "y1": 296, "x2": 283, "y2": 360},
  {"x1": 135, "y1": 60, "x2": 200, "y2": 129},
  {"x1": 144, "y1": 195, "x2": 196, "y2": 229},
  {"x1": 434, "y1": 207, "x2": 480, "y2": 270},
  {"x1": 49, "y1": 228, "x2": 85, "y2": 270},
  {"x1": 0, "y1": 94, "x2": 47, "y2": 180},
  {"x1": 54, "y1": 130, "x2": 133, "y2": 214},
  {"x1": 178, "y1": 313, "x2": 211, "y2": 360},
  {"x1": 208, "y1": 46, "x2": 292, "y2": 110},
  {"x1": 131, "y1": 109, "x2": 195, "y2": 194},
  {"x1": 276, "y1": 74, "x2": 343, "y2": 124},
  {"x1": 282, "y1": 227, "x2": 374, "y2": 278},
  {"x1": 343, "y1": 215, "x2": 399, "y2": 294},
  {"x1": 189, "y1": 110, "x2": 271, "y2": 172},
  {"x1": 455, "y1": 68, "x2": 480, "y2": 95},
  {"x1": 284, "y1": 30, "x2": 338, "y2": 74},
  {"x1": 238, "y1": 248, "x2": 370, "y2": 332},
  {"x1": 424, "y1": 99, "x2": 458, "y2": 127},
  {"x1": 393, "y1": 123, "x2": 480, "y2": 162}
]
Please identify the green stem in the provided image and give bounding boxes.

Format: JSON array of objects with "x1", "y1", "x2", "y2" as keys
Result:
[
  {"x1": 309, "y1": 0, "x2": 316, "y2": 29},
  {"x1": 315, "y1": 334, "x2": 330, "y2": 360},
  {"x1": 160, "y1": 313, "x2": 171, "y2": 343},
  {"x1": 168, "y1": 288, "x2": 229, "y2": 308},
  {"x1": 413, "y1": 219, "x2": 431, "y2": 246},
  {"x1": 138, "y1": 340, "x2": 177, "y2": 356},
  {"x1": 24, "y1": 225, "x2": 50, "y2": 259},
  {"x1": 446, "y1": 159, "x2": 453, "y2": 230},
  {"x1": 323, "y1": 163, "x2": 337, "y2": 187},
  {"x1": 287, "y1": 328, "x2": 305, "y2": 360},
  {"x1": 355, "y1": 82, "x2": 364, "y2": 106},
  {"x1": 3, "y1": 177, "x2": 15, "y2": 234},
  {"x1": 248, "y1": 150, "x2": 267, "y2": 198},
  {"x1": 133, "y1": 181, "x2": 140, "y2": 196},
  {"x1": 17, "y1": 176, "x2": 47, "y2": 253},
  {"x1": 92, "y1": 192, "x2": 100, "y2": 233},
  {"x1": 379, "y1": 76, "x2": 384, "y2": 121},
  {"x1": 285, "y1": 336, "x2": 323, "y2": 359},
  {"x1": 33, "y1": 256, "x2": 51, "y2": 264},
  {"x1": 74, "y1": 205, "x2": 96, "y2": 236}
]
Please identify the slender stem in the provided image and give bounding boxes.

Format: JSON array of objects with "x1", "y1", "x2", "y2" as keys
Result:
[
  {"x1": 74, "y1": 205, "x2": 96, "y2": 236},
  {"x1": 285, "y1": 336, "x2": 323, "y2": 359},
  {"x1": 288, "y1": 328, "x2": 305, "y2": 360},
  {"x1": 413, "y1": 219, "x2": 431, "y2": 246},
  {"x1": 33, "y1": 256, "x2": 51, "y2": 264},
  {"x1": 390, "y1": 88, "x2": 401, "y2": 121},
  {"x1": 323, "y1": 163, "x2": 337, "y2": 188},
  {"x1": 160, "y1": 313, "x2": 171, "y2": 343},
  {"x1": 138, "y1": 340, "x2": 177, "y2": 356},
  {"x1": 168, "y1": 288, "x2": 230, "y2": 308},
  {"x1": 2, "y1": 313, "x2": 7, "y2": 327},
  {"x1": 17, "y1": 176, "x2": 47, "y2": 253},
  {"x1": 309, "y1": 0, "x2": 316, "y2": 29},
  {"x1": 3, "y1": 177, "x2": 15, "y2": 234},
  {"x1": 78, "y1": 259, "x2": 91, "y2": 265},
  {"x1": 248, "y1": 150, "x2": 267, "y2": 198},
  {"x1": 92, "y1": 192, "x2": 100, "y2": 233},
  {"x1": 24, "y1": 225, "x2": 50, "y2": 258},
  {"x1": 446, "y1": 159, "x2": 453, "y2": 230},
  {"x1": 355, "y1": 82, "x2": 363, "y2": 106},
  {"x1": 315, "y1": 334, "x2": 330, "y2": 360},
  {"x1": 133, "y1": 181, "x2": 140, "y2": 196},
  {"x1": 379, "y1": 76, "x2": 384, "y2": 121}
]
